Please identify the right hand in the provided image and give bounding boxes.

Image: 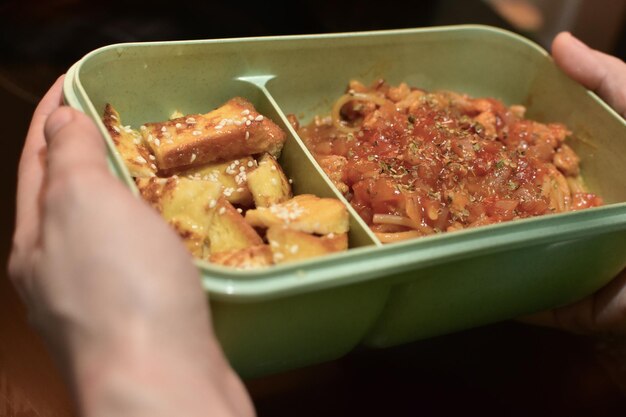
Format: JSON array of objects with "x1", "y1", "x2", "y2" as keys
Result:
[{"x1": 521, "y1": 32, "x2": 626, "y2": 336}]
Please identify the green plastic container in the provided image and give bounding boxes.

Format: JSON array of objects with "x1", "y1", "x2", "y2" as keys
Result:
[{"x1": 63, "y1": 25, "x2": 626, "y2": 378}]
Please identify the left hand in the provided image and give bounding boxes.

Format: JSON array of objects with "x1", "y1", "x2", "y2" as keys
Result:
[{"x1": 9, "y1": 75, "x2": 254, "y2": 417}]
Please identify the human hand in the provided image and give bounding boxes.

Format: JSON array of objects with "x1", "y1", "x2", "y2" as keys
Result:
[
  {"x1": 521, "y1": 32, "x2": 626, "y2": 335},
  {"x1": 9, "y1": 76, "x2": 254, "y2": 417}
]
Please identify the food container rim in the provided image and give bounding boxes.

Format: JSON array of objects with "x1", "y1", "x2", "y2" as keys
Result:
[
  {"x1": 66, "y1": 24, "x2": 626, "y2": 130},
  {"x1": 62, "y1": 24, "x2": 626, "y2": 302},
  {"x1": 195, "y1": 204, "x2": 626, "y2": 301}
]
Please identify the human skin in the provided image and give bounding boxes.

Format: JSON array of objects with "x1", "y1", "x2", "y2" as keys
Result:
[
  {"x1": 8, "y1": 76, "x2": 255, "y2": 417},
  {"x1": 521, "y1": 32, "x2": 626, "y2": 335}
]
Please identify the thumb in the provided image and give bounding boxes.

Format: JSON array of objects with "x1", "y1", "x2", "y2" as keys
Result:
[
  {"x1": 552, "y1": 32, "x2": 626, "y2": 118},
  {"x1": 44, "y1": 106, "x2": 110, "y2": 179}
]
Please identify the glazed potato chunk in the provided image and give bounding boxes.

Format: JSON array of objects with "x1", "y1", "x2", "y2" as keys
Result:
[
  {"x1": 140, "y1": 97, "x2": 286, "y2": 170},
  {"x1": 267, "y1": 226, "x2": 348, "y2": 264},
  {"x1": 209, "y1": 245, "x2": 273, "y2": 269},
  {"x1": 103, "y1": 104, "x2": 156, "y2": 178},
  {"x1": 245, "y1": 194, "x2": 349, "y2": 235},
  {"x1": 181, "y1": 157, "x2": 256, "y2": 206},
  {"x1": 136, "y1": 176, "x2": 222, "y2": 258},
  {"x1": 207, "y1": 197, "x2": 264, "y2": 254},
  {"x1": 247, "y1": 153, "x2": 292, "y2": 207}
]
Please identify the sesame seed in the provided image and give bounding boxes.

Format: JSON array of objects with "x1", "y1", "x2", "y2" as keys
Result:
[
  {"x1": 226, "y1": 163, "x2": 237, "y2": 175},
  {"x1": 123, "y1": 126, "x2": 133, "y2": 133},
  {"x1": 148, "y1": 154, "x2": 156, "y2": 161},
  {"x1": 234, "y1": 120, "x2": 242, "y2": 126},
  {"x1": 161, "y1": 126, "x2": 167, "y2": 132},
  {"x1": 327, "y1": 233, "x2": 335, "y2": 238},
  {"x1": 289, "y1": 245, "x2": 299, "y2": 254},
  {"x1": 209, "y1": 199, "x2": 217, "y2": 208},
  {"x1": 134, "y1": 156, "x2": 147, "y2": 164},
  {"x1": 245, "y1": 120, "x2": 251, "y2": 126},
  {"x1": 234, "y1": 160, "x2": 240, "y2": 165},
  {"x1": 112, "y1": 126, "x2": 120, "y2": 133},
  {"x1": 247, "y1": 161, "x2": 254, "y2": 167},
  {"x1": 241, "y1": 109, "x2": 250, "y2": 116},
  {"x1": 140, "y1": 125, "x2": 147, "y2": 131},
  {"x1": 215, "y1": 125, "x2": 223, "y2": 130},
  {"x1": 190, "y1": 153, "x2": 197, "y2": 163},
  {"x1": 271, "y1": 165, "x2": 277, "y2": 171},
  {"x1": 248, "y1": 115, "x2": 254, "y2": 120},
  {"x1": 269, "y1": 201, "x2": 305, "y2": 222},
  {"x1": 271, "y1": 178, "x2": 278, "y2": 185},
  {"x1": 235, "y1": 172, "x2": 246, "y2": 184},
  {"x1": 255, "y1": 115, "x2": 264, "y2": 121},
  {"x1": 223, "y1": 187, "x2": 234, "y2": 197},
  {"x1": 273, "y1": 252, "x2": 284, "y2": 261},
  {"x1": 175, "y1": 123, "x2": 182, "y2": 128},
  {"x1": 133, "y1": 138, "x2": 141, "y2": 145},
  {"x1": 154, "y1": 138, "x2": 161, "y2": 146},
  {"x1": 110, "y1": 114, "x2": 118, "y2": 120},
  {"x1": 147, "y1": 134, "x2": 154, "y2": 142},
  {"x1": 150, "y1": 163, "x2": 157, "y2": 170},
  {"x1": 192, "y1": 130, "x2": 202, "y2": 136},
  {"x1": 236, "y1": 187, "x2": 245, "y2": 192},
  {"x1": 186, "y1": 117, "x2": 196, "y2": 124},
  {"x1": 236, "y1": 208, "x2": 243, "y2": 213},
  {"x1": 218, "y1": 207, "x2": 226, "y2": 215},
  {"x1": 245, "y1": 131, "x2": 250, "y2": 140},
  {"x1": 288, "y1": 178, "x2": 293, "y2": 184}
]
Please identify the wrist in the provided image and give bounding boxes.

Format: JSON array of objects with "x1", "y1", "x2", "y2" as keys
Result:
[{"x1": 69, "y1": 321, "x2": 253, "y2": 417}]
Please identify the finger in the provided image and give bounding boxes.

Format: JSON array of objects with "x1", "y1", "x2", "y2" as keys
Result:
[
  {"x1": 44, "y1": 106, "x2": 109, "y2": 181},
  {"x1": 552, "y1": 32, "x2": 626, "y2": 117},
  {"x1": 12, "y1": 76, "x2": 66, "y2": 263},
  {"x1": 521, "y1": 268, "x2": 626, "y2": 335}
]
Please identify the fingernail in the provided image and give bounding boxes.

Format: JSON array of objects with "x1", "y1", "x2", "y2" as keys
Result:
[{"x1": 45, "y1": 107, "x2": 74, "y2": 143}]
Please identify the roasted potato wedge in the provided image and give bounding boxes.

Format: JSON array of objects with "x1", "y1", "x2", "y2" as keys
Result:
[
  {"x1": 140, "y1": 97, "x2": 286, "y2": 170},
  {"x1": 103, "y1": 104, "x2": 156, "y2": 178},
  {"x1": 267, "y1": 226, "x2": 348, "y2": 264},
  {"x1": 245, "y1": 194, "x2": 349, "y2": 235},
  {"x1": 247, "y1": 153, "x2": 292, "y2": 207}
]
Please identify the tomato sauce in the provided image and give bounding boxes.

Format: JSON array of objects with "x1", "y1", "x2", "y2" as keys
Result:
[{"x1": 295, "y1": 80, "x2": 602, "y2": 242}]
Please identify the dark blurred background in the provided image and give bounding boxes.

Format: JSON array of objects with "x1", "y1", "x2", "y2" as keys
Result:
[{"x1": 1, "y1": 0, "x2": 625, "y2": 416}]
